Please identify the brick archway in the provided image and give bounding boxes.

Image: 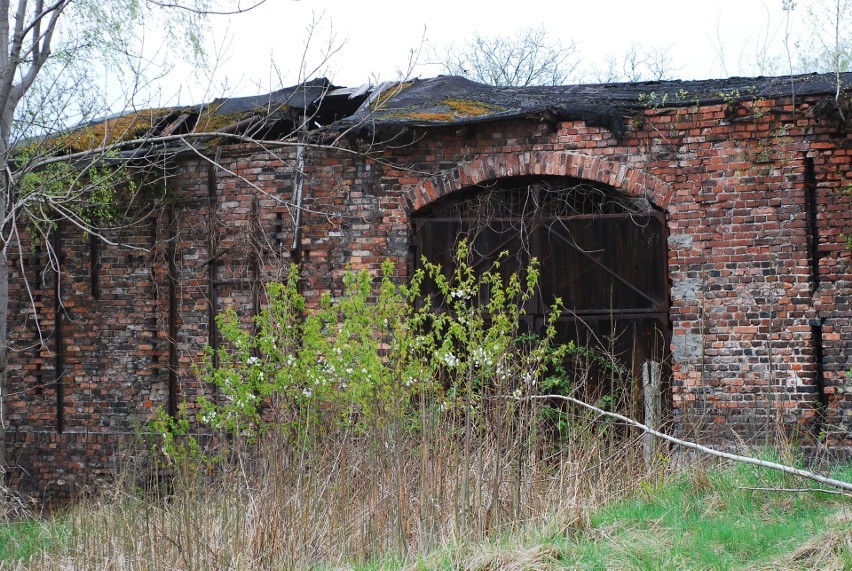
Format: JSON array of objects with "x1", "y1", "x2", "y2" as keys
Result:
[
  {"x1": 403, "y1": 151, "x2": 674, "y2": 214},
  {"x1": 409, "y1": 164, "x2": 673, "y2": 423}
]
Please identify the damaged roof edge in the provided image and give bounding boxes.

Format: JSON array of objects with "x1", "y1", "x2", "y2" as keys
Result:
[
  {"x1": 52, "y1": 72, "x2": 852, "y2": 153},
  {"x1": 337, "y1": 73, "x2": 852, "y2": 131}
]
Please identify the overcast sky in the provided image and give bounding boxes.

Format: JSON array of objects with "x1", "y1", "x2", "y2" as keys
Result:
[{"x1": 158, "y1": 0, "x2": 822, "y2": 104}]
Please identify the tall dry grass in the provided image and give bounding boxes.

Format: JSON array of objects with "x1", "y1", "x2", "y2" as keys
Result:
[{"x1": 23, "y1": 401, "x2": 652, "y2": 570}]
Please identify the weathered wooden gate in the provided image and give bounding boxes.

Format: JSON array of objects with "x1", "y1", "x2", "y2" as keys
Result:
[{"x1": 412, "y1": 176, "x2": 670, "y2": 417}]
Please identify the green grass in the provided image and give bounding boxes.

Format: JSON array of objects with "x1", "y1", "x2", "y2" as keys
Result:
[
  {"x1": 3, "y1": 461, "x2": 852, "y2": 570},
  {"x1": 0, "y1": 517, "x2": 68, "y2": 563},
  {"x1": 551, "y1": 461, "x2": 852, "y2": 570},
  {"x1": 406, "y1": 460, "x2": 852, "y2": 571}
]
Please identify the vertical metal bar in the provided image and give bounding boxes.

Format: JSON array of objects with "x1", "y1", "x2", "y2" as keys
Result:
[
  {"x1": 290, "y1": 120, "x2": 307, "y2": 266},
  {"x1": 251, "y1": 196, "x2": 261, "y2": 321},
  {"x1": 167, "y1": 208, "x2": 178, "y2": 419},
  {"x1": 803, "y1": 156, "x2": 820, "y2": 293},
  {"x1": 149, "y1": 217, "x2": 159, "y2": 376},
  {"x1": 803, "y1": 156, "x2": 827, "y2": 435},
  {"x1": 53, "y1": 224, "x2": 64, "y2": 433},
  {"x1": 530, "y1": 185, "x2": 543, "y2": 318},
  {"x1": 34, "y1": 243, "x2": 42, "y2": 290},
  {"x1": 89, "y1": 233, "x2": 100, "y2": 299},
  {"x1": 811, "y1": 319, "x2": 828, "y2": 436},
  {"x1": 290, "y1": 122, "x2": 307, "y2": 316},
  {"x1": 653, "y1": 210, "x2": 672, "y2": 426},
  {"x1": 207, "y1": 158, "x2": 219, "y2": 372}
]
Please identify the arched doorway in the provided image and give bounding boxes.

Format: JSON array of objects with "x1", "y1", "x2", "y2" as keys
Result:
[{"x1": 412, "y1": 176, "x2": 670, "y2": 421}]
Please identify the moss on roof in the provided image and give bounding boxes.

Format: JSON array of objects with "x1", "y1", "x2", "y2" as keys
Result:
[
  {"x1": 383, "y1": 97, "x2": 508, "y2": 122},
  {"x1": 370, "y1": 81, "x2": 415, "y2": 110},
  {"x1": 193, "y1": 102, "x2": 249, "y2": 133},
  {"x1": 444, "y1": 99, "x2": 506, "y2": 116},
  {"x1": 55, "y1": 108, "x2": 172, "y2": 152}
]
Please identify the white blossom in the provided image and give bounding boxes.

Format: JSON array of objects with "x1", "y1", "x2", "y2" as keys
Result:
[
  {"x1": 450, "y1": 288, "x2": 472, "y2": 300},
  {"x1": 471, "y1": 347, "x2": 495, "y2": 368},
  {"x1": 440, "y1": 351, "x2": 459, "y2": 369}
]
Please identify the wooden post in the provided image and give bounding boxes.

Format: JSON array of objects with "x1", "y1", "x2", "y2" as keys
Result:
[{"x1": 642, "y1": 360, "x2": 661, "y2": 471}]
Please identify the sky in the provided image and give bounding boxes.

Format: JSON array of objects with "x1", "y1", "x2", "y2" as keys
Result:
[{"x1": 153, "y1": 0, "x2": 827, "y2": 105}]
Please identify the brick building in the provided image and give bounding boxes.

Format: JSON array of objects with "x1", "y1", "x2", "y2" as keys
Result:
[{"x1": 4, "y1": 73, "x2": 851, "y2": 498}]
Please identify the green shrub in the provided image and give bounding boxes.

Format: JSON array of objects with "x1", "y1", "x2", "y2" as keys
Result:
[{"x1": 153, "y1": 244, "x2": 576, "y2": 466}]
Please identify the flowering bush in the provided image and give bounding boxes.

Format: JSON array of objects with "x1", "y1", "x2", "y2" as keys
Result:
[{"x1": 153, "y1": 243, "x2": 577, "y2": 462}]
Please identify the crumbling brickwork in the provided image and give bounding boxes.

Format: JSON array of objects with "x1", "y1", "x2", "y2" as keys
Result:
[{"x1": 4, "y1": 75, "x2": 851, "y2": 499}]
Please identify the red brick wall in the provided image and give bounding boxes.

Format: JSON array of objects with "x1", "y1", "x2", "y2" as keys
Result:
[{"x1": 5, "y1": 90, "x2": 851, "y2": 498}]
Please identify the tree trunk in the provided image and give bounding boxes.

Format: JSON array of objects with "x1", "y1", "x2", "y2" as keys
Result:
[
  {"x1": 0, "y1": 252, "x2": 7, "y2": 477},
  {"x1": 0, "y1": 211, "x2": 7, "y2": 477},
  {"x1": 1, "y1": 132, "x2": 10, "y2": 477}
]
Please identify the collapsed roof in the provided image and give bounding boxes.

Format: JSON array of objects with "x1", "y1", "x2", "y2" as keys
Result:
[{"x1": 56, "y1": 72, "x2": 852, "y2": 153}]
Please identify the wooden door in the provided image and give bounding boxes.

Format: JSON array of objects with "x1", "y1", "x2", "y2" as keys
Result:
[{"x1": 413, "y1": 177, "x2": 670, "y2": 416}]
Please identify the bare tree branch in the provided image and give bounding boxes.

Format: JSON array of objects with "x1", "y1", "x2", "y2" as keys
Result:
[
  {"x1": 0, "y1": 0, "x2": 274, "y2": 475},
  {"x1": 144, "y1": 0, "x2": 269, "y2": 15},
  {"x1": 590, "y1": 42, "x2": 677, "y2": 83},
  {"x1": 530, "y1": 394, "x2": 852, "y2": 493},
  {"x1": 436, "y1": 27, "x2": 580, "y2": 87}
]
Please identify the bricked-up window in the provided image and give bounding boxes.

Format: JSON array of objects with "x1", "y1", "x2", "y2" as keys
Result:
[{"x1": 413, "y1": 176, "x2": 670, "y2": 413}]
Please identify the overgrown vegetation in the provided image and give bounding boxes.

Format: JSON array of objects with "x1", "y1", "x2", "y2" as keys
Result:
[
  {"x1": 407, "y1": 461, "x2": 852, "y2": 570},
  {"x1": 153, "y1": 243, "x2": 609, "y2": 464},
  {"x1": 2, "y1": 251, "x2": 850, "y2": 569},
  {"x1": 8, "y1": 249, "x2": 639, "y2": 567},
  {"x1": 3, "y1": 458, "x2": 851, "y2": 568}
]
